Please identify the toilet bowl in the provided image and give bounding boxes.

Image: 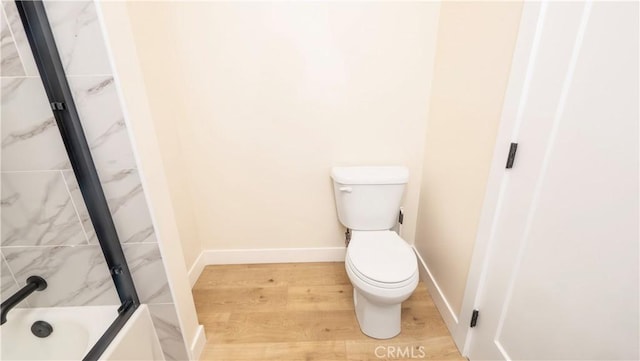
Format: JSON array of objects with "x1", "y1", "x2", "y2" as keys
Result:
[{"x1": 345, "y1": 230, "x2": 418, "y2": 339}]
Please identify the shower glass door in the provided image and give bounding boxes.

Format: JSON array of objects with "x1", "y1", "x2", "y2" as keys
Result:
[
  {"x1": 0, "y1": 0, "x2": 142, "y2": 359},
  {"x1": 1, "y1": 1, "x2": 188, "y2": 359}
]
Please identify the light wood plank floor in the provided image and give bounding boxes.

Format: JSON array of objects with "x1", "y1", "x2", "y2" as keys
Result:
[{"x1": 193, "y1": 262, "x2": 465, "y2": 361}]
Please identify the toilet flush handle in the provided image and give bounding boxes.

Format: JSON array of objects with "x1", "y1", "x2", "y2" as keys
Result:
[{"x1": 339, "y1": 186, "x2": 352, "y2": 193}]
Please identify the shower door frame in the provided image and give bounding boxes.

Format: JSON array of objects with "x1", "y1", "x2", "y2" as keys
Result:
[{"x1": 14, "y1": 1, "x2": 140, "y2": 360}]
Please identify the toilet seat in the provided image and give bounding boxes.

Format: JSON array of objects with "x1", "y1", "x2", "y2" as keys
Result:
[
  {"x1": 346, "y1": 231, "x2": 417, "y2": 288},
  {"x1": 346, "y1": 256, "x2": 418, "y2": 290}
]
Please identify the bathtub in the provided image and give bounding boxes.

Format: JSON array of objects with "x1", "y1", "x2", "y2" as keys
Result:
[
  {"x1": 98, "y1": 305, "x2": 164, "y2": 361},
  {"x1": 0, "y1": 305, "x2": 117, "y2": 360},
  {"x1": 0, "y1": 304, "x2": 163, "y2": 361}
]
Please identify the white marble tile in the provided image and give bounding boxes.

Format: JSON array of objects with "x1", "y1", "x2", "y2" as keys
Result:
[
  {"x1": 1, "y1": 1, "x2": 38, "y2": 76},
  {"x1": 1, "y1": 76, "x2": 136, "y2": 171},
  {"x1": 67, "y1": 76, "x2": 136, "y2": 169},
  {"x1": 1, "y1": 77, "x2": 71, "y2": 171},
  {"x1": 148, "y1": 304, "x2": 189, "y2": 361},
  {"x1": 1, "y1": 6, "x2": 25, "y2": 76},
  {"x1": 123, "y1": 243, "x2": 171, "y2": 304},
  {"x1": 0, "y1": 251, "x2": 20, "y2": 304},
  {"x1": 1, "y1": 245, "x2": 120, "y2": 307},
  {"x1": 43, "y1": 0, "x2": 112, "y2": 76},
  {"x1": 1, "y1": 171, "x2": 88, "y2": 246},
  {"x1": 63, "y1": 169, "x2": 156, "y2": 245}
]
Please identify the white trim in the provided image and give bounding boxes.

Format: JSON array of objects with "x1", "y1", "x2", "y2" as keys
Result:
[
  {"x1": 413, "y1": 246, "x2": 459, "y2": 332},
  {"x1": 189, "y1": 325, "x2": 206, "y2": 361},
  {"x1": 188, "y1": 252, "x2": 206, "y2": 288},
  {"x1": 188, "y1": 247, "x2": 347, "y2": 287}
]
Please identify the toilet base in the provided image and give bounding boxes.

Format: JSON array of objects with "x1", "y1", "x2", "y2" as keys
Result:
[{"x1": 353, "y1": 289, "x2": 401, "y2": 339}]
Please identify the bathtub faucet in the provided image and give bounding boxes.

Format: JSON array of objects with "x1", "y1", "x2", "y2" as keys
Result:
[{"x1": 1, "y1": 276, "x2": 47, "y2": 325}]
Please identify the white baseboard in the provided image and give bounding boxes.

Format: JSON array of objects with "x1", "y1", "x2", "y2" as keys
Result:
[
  {"x1": 413, "y1": 246, "x2": 459, "y2": 333},
  {"x1": 188, "y1": 247, "x2": 347, "y2": 288},
  {"x1": 189, "y1": 325, "x2": 206, "y2": 361},
  {"x1": 188, "y1": 252, "x2": 206, "y2": 288}
]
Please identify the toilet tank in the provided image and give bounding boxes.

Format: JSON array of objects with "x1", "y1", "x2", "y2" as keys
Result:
[{"x1": 331, "y1": 166, "x2": 408, "y2": 230}]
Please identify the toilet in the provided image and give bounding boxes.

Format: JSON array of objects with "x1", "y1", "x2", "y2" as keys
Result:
[{"x1": 331, "y1": 166, "x2": 418, "y2": 339}]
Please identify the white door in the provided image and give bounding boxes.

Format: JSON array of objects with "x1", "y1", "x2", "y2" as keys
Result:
[{"x1": 467, "y1": 1, "x2": 639, "y2": 360}]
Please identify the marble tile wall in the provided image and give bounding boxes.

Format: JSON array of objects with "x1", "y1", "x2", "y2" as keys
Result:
[{"x1": 0, "y1": 1, "x2": 188, "y2": 359}]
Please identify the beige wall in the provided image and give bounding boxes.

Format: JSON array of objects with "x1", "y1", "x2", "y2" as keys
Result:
[
  {"x1": 126, "y1": 2, "x2": 441, "y2": 268},
  {"x1": 124, "y1": 2, "x2": 524, "y2": 319},
  {"x1": 414, "y1": 1, "x2": 523, "y2": 316},
  {"x1": 126, "y1": 2, "x2": 202, "y2": 268}
]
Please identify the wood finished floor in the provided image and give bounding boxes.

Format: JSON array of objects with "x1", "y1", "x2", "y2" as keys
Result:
[{"x1": 193, "y1": 262, "x2": 465, "y2": 361}]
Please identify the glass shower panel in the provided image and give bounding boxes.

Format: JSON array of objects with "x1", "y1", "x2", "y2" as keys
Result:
[
  {"x1": 0, "y1": 1, "x2": 188, "y2": 360},
  {"x1": 0, "y1": 1, "x2": 121, "y2": 359}
]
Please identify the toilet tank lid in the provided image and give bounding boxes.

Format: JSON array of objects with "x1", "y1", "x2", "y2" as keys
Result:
[{"x1": 331, "y1": 166, "x2": 409, "y2": 185}]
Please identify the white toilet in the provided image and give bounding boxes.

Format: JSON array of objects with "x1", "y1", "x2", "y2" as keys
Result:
[{"x1": 331, "y1": 166, "x2": 419, "y2": 339}]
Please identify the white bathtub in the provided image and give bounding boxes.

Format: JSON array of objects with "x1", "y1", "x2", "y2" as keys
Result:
[
  {"x1": 0, "y1": 304, "x2": 164, "y2": 361},
  {"x1": 99, "y1": 305, "x2": 164, "y2": 361},
  {"x1": 0, "y1": 305, "x2": 118, "y2": 361}
]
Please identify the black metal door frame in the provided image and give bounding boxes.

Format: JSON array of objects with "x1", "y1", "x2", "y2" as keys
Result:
[{"x1": 14, "y1": 1, "x2": 140, "y2": 360}]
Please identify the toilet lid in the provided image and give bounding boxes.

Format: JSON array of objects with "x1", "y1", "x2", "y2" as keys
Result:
[{"x1": 347, "y1": 231, "x2": 417, "y2": 284}]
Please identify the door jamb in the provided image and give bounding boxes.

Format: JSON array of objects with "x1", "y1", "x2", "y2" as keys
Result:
[{"x1": 451, "y1": 2, "x2": 546, "y2": 354}]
